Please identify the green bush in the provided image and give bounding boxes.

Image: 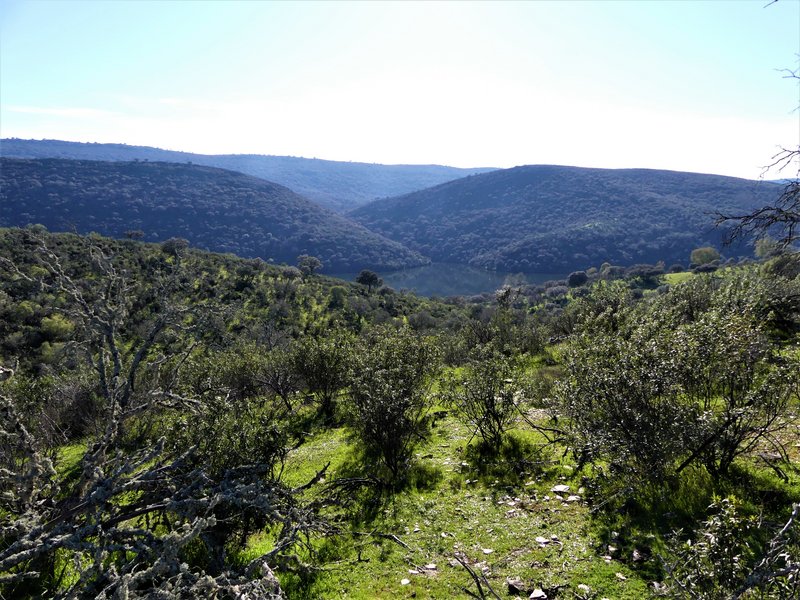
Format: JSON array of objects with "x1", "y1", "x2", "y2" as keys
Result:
[{"x1": 347, "y1": 327, "x2": 440, "y2": 484}]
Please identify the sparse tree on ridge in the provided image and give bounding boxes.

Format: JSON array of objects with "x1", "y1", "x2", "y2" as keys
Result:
[
  {"x1": 296, "y1": 254, "x2": 322, "y2": 278},
  {"x1": 355, "y1": 269, "x2": 382, "y2": 293}
]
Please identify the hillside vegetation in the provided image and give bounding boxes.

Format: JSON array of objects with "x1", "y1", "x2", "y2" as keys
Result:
[
  {"x1": 0, "y1": 139, "x2": 495, "y2": 213},
  {"x1": 0, "y1": 158, "x2": 428, "y2": 272},
  {"x1": 351, "y1": 165, "x2": 781, "y2": 273},
  {"x1": 1, "y1": 227, "x2": 798, "y2": 599}
]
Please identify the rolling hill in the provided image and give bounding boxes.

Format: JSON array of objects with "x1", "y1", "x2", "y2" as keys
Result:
[
  {"x1": 0, "y1": 139, "x2": 495, "y2": 213},
  {"x1": 350, "y1": 165, "x2": 781, "y2": 273},
  {"x1": 0, "y1": 158, "x2": 428, "y2": 272}
]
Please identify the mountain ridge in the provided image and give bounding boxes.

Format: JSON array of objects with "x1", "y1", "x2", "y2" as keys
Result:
[
  {"x1": 0, "y1": 157, "x2": 428, "y2": 272},
  {"x1": 351, "y1": 164, "x2": 781, "y2": 272},
  {"x1": 0, "y1": 138, "x2": 496, "y2": 213}
]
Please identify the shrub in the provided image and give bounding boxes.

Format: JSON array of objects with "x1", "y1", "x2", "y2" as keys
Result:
[
  {"x1": 567, "y1": 270, "x2": 589, "y2": 287},
  {"x1": 442, "y1": 345, "x2": 519, "y2": 453},
  {"x1": 690, "y1": 246, "x2": 721, "y2": 267},
  {"x1": 347, "y1": 327, "x2": 440, "y2": 484}
]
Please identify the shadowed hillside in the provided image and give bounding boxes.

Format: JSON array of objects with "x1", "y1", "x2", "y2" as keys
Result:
[
  {"x1": 351, "y1": 165, "x2": 781, "y2": 272},
  {"x1": 0, "y1": 158, "x2": 428, "y2": 272},
  {"x1": 0, "y1": 139, "x2": 496, "y2": 212}
]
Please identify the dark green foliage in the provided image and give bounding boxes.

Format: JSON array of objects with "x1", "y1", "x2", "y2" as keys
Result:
[
  {"x1": 0, "y1": 158, "x2": 427, "y2": 272},
  {"x1": 352, "y1": 165, "x2": 776, "y2": 272},
  {"x1": 355, "y1": 269, "x2": 382, "y2": 293},
  {"x1": 567, "y1": 270, "x2": 588, "y2": 287},
  {"x1": 160, "y1": 236, "x2": 189, "y2": 257},
  {"x1": 1, "y1": 138, "x2": 494, "y2": 213},
  {"x1": 347, "y1": 327, "x2": 441, "y2": 483}
]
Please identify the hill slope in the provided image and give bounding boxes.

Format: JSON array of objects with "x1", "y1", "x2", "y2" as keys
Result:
[
  {"x1": 0, "y1": 158, "x2": 428, "y2": 272},
  {"x1": 351, "y1": 165, "x2": 781, "y2": 272},
  {"x1": 0, "y1": 139, "x2": 495, "y2": 212}
]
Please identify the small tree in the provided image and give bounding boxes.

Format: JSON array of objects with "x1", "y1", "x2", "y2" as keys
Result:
[
  {"x1": 296, "y1": 254, "x2": 322, "y2": 278},
  {"x1": 690, "y1": 246, "x2": 721, "y2": 267},
  {"x1": 160, "y1": 236, "x2": 189, "y2": 258},
  {"x1": 443, "y1": 346, "x2": 519, "y2": 453},
  {"x1": 567, "y1": 270, "x2": 588, "y2": 287},
  {"x1": 294, "y1": 330, "x2": 354, "y2": 421},
  {"x1": 259, "y1": 347, "x2": 302, "y2": 411},
  {"x1": 348, "y1": 327, "x2": 441, "y2": 483},
  {"x1": 355, "y1": 269, "x2": 382, "y2": 293}
]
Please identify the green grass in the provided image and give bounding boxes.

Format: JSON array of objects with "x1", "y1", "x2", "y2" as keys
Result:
[
  {"x1": 664, "y1": 271, "x2": 694, "y2": 285},
  {"x1": 270, "y1": 412, "x2": 653, "y2": 598}
]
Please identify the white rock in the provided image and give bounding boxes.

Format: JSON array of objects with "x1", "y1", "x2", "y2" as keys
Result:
[
  {"x1": 482, "y1": 548, "x2": 494, "y2": 554},
  {"x1": 551, "y1": 484, "x2": 570, "y2": 493},
  {"x1": 401, "y1": 578, "x2": 411, "y2": 585},
  {"x1": 424, "y1": 563, "x2": 437, "y2": 570},
  {"x1": 529, "y1": 589, "x2": 548, "y2": 599},
  {"x1": 535, "y1": 536, "x2": 550, "y2": 545}
]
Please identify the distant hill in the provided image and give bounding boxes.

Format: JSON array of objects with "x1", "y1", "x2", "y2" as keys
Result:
[
  {"x1": 0, "y1": 158, "x2": 428, "y2": 272},
  {"x1": 350, "y1": 165, "x2": 781, "y2": 273},
  {"x1": 0, "y1": 139, "x2": 495, "y2": 213}
]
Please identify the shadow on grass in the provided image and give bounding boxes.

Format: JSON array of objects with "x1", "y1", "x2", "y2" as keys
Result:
[
  {"x1": 463, "y1": 432, "x2": 551, "y2": 489},
  {"x1": 587, "y1": 460, "x2": 800, "y2": 582},
  {"x1": 322, "y1": 444, "x2": 445, "y2": 527}
]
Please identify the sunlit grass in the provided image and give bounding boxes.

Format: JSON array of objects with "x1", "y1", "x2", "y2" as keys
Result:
[{"x1": 664, "y1": 271, "x2": 694, "y2": 285}]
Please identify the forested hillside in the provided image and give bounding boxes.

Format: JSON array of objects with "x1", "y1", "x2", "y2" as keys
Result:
[
  {"x1": 0, "y1": 158, "x2": 428, "y2": 272},
  {"x1": 352, "y1": 165, "x2": 781, "y2": 272},
  {"x1": 0, "y1": 139, "x2": 495, "y2": 212}
]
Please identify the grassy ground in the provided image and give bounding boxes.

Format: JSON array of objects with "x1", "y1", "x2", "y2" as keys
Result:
[
  {"x1": 271, "y1": 412, "x2": 654, "y2": 599},
  {"x1": 663, "y1": 271, "x2": 694, "y2": 285}
]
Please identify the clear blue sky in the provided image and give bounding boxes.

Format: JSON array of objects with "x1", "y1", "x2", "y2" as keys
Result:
[{"x1": 1, "y1": 0, "x2": 798, "y2": 178}]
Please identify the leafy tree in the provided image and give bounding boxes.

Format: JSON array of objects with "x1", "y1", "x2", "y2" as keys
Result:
[
  {"x1": 260, "y1": 347, "x2": 303, "y2": 411},
  {"x1": 296, "y1": 254, "x2": 322, "y2": 278},
  {"x1": 355, "y1": 269, "x2": 382, "y2": 293},
  {"x1": 347, "y1": 327, "x2": 441, "y2": 483},
  {"x1": 567, "y1": 270, "x2": 588, "y2": 287},
  {"x1": 294, "y1": 330, "x2": 354, "y2": 421},
  {"x1": 160, "y1": 236, "x2": 189, "y2": 258},
  {"x1": 691, "y1": 246, "x2": 721, "y2": 266},
  {"x1": 664, "y1": 499, "x2": 800, "y2": 599},
  {"x1": 755, "y1": 235, "x2": 782, "y2": 259}
]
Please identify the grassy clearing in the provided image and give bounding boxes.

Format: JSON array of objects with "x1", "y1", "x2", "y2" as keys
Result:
[
  {"x1": 663, "y1": 271, "x2": 693, "y2": 285},
  {"x1": 274, "y1": 412, "x2": 653, "y2": 598}
]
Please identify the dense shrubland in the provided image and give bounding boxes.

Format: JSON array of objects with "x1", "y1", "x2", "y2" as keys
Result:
[{"x1": 1, "y1": 226, "x2": 799, "y2": 598}]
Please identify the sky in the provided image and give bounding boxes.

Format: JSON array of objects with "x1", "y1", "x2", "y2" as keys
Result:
[{"x1": 1, "y1": 0, "x2": 799, "y2": 179}]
